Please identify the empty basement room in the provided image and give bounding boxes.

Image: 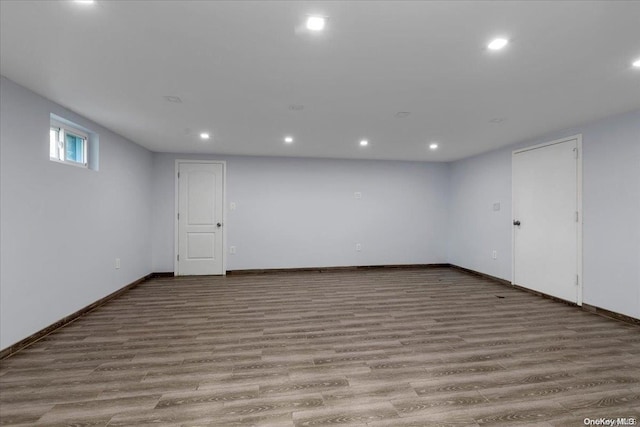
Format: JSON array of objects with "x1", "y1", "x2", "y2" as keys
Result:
[{"x1": 1, "y1": 1, "x2": 639, "y2": 426}]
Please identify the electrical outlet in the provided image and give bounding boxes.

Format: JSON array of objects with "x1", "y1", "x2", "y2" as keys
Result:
[
  {"x1": 115, "y1": 258, "x2": 121, "y2": 269},
  {"x1": 230, "y1": 202, "x2": 236, "y2": 211},
  {"x1": 492, "y1": 250, "x2": 497, "y2": 260},
  {"x1": 354, "y1": 192, "x2": 362, "y2": 199},
  {"x1": 229, "y1": 246, "x2": 236, "y2": 254},
  {"x1": 493, "y1": 202, "x2": 500, "y2": 211},
  {"x1": 356, "y1": 243, "x2": 362, "y2": 251}
]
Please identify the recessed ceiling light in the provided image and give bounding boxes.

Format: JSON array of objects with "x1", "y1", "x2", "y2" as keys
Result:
[
  {"x1": 163, "y1": 96, "x2": 182, "y2": 103},
  {"x1": 360, "y1": 139, "x2": 369, "y2": 147},
  {"x1": 284, "y1": 136, "x2": 294, "y2": 144},
  {"x1": 306, "y1": 16, "x2": 326, "y2": 31},
  {"x1": 429, "y1": 143, "x2": 439, "y2": 150},
  {"x1": 74, "y1": 0, "x2": 95, "y2": 4},
  {"x1": 489, "y1": 117, "x2": 506, "y2": 123},
  {"x1": 487, "y1": 38, "x2": 509, "y2": 50},
  {"x1": 200, "y1": 132, "x2": 210, "y2": 140},
  {"x1": 633, "y1": 58, "x2": 640, "y2": 68}
]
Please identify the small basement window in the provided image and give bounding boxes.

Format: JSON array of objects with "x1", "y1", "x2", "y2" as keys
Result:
[{"x1": 50, "y1": 120, "x2": 88, "y2": 167}]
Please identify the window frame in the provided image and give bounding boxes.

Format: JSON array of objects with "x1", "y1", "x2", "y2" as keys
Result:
[{"x1": 49, "y1": 120, "x2": 89, "y2": 168}]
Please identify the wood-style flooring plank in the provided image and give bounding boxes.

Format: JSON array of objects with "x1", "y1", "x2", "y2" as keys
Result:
[{"x1": 0, "y1": 267, "x2": 638, "y2": 426}]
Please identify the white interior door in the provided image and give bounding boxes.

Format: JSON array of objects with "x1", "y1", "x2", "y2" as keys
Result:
[
  {"x1": 177, "y1": 162, "x2": 224, "y2": 275},
  {"x1": 513, "y1": 137, "x2": 581, "y2": 303}
]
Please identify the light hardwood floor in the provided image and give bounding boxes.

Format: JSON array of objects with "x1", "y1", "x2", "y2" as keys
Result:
[{"x1": 1, "y1": 267, "x2": 639, "y2": 426}]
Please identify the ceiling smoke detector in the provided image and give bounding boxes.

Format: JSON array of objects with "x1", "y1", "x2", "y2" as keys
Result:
[
  {"x1": 394, "y1": 112, "x2": 411, "y2": 118},
  {"x1": 288, "y1": 104, "x2": 304, "y2": 111},
  {"x1": 164, "y1": 96, "x2": 182, "y2": 103}
]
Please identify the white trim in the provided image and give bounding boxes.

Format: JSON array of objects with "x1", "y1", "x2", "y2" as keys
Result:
[
  {"x1": 174, "y1": 159, "x2": 227, "y2": 276},
  {"x1": 511, "y1": 161, "x2": 515, "y2": 287},
  {"x1": 511, "y1": 134, "x2": 583, "y2": 305},
  {"x1": 49, "y1": 157, "x2": 89, "y2": 169},
  {"x1": 512, "y1": 134, "x2": 579, "y2": 155},
  {"x1": 50, "y1": 120, "x2": 89, "y2": 167},
  {"x1": 50, "y1": 119, "x2": 89, "y2": 139},
  {"x1": 575, "y1": 135, "x2": 583, "y2": 306},
  {"x1": 174, "y1": 161, "x2": 179, "y2": 276}
]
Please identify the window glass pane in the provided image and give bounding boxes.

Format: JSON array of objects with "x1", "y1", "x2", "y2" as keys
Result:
[
  {"x1": 50, "y1": 128, "x2": 60, "y2": 159},
  {"x1": 65, "y1": 133, "x2": 85, "y2": 164},
  {"x1": 49, "y1": 119, "x2": 92, "y2": 168}
]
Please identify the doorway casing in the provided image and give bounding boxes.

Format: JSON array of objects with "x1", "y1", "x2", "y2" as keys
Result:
[
  {"x1": 511, "y1": 134, "x2": 583, "y2": 305},
  {"x1": 174, "y1": 159, "x2": 227, "y2": 276}
]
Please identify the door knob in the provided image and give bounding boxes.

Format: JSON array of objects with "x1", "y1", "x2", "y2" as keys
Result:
[
  {"x1": 216, "y1": 223, "x2": 222, "y2": 228},
  {"x1": 513, "y1": 220, "x2": 521, "y2": 226}
]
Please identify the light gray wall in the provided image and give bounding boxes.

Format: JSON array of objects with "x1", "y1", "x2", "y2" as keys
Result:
[
  {"x1": 3, "y1": 74, "x2": 638, "y2": 352},
  {"x1": 448, "y1": 109, "x2": 640, "y2": 319},
  {"x1": 152, "y1": 154, "x2": 451, "y2": 271},
  {"x1": 0, "y1": 76, "x2": 153, "y2": 350},
  {"x1": 581, "y1": 110, "x2": 640, "y2": 319},
  {"x1": 448, "y1": 148, "x2": 513, "y2": 280}
]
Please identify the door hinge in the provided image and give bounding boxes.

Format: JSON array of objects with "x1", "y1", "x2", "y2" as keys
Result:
[
  {"x1": 177, "y1": 254, "x2": 180, "y2": 261},
  {"x1": 575, "y1": 211, "x2": 579, "y2": 222},
  {"x1": 177, "y1": 212, "x2": 180, "y2": 221},
  {"x1": 576, "y1": 275, "x2": 579, "y2": 286},
  {"x1": 177, "y1": 172, "x2": 180, "y2": 178}
]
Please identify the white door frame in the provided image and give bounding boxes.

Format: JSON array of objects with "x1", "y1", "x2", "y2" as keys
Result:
[
  {"x1": 174, "y1": 159, "x2": 227, "y2": 276},
  {"x1": 511, "y1": 134, "x2": 583, "y2": 305}
]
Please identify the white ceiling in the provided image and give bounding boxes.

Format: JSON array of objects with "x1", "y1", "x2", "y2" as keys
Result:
[{"x1": 1, "y1": 1, "x2": 639, "y2": 162}]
